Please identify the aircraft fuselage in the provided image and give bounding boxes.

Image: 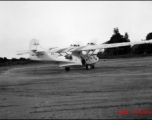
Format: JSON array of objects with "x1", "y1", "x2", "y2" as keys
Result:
[{"x1": 29, "y1": 50, "x2": 99, "y2": 68}]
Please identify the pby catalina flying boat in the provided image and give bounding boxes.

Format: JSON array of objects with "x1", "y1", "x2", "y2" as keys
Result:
[{"x1": 17, "y1": 39, "x2": 152, "y2": 71}]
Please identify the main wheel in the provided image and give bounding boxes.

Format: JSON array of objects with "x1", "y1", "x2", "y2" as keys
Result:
[
  {"x1": 65, "y1": 67, "x2": 70, "y2": 71},
  {"x1": 91, "y1": 65, "x2": 95, "y2": 69},
  {"x1": 86, "y1": 64, "x2": 91, "y2": 70}
]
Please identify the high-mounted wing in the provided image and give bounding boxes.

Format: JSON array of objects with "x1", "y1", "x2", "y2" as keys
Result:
[
  {"x1": 48, "y1": 46, "x2": 81, "y2": 53},
  {"x1": 70, "y1": 39, "x2": 152, "y2": 51}
]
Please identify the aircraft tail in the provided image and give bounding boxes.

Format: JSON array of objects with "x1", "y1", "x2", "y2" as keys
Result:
[
  {"x1": 29, "y1": 39, "x2": 43, "y2": 51},
  {"x1": 29, "y1": 39, "x2": 51, "y2": 60},
  {"x1": 17, "y1": 39, "x2": 51, "y2": 61}
]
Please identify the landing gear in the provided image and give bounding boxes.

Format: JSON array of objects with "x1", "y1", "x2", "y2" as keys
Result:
[
  {"x1": 86, "y1": 64, "x2": 95, "y2": 70},
  {"x1": 65, "y1": 67, "x2": 70, "y2": 71},
  {"x1": 91, "y1": 64, "x2": 95, "y2": 69},
  {"x1": 86, "y1": 64, "x2": 91, "y2": 70}
]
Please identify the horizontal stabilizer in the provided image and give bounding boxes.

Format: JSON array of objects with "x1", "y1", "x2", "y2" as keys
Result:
[{"x1": 17, "y1": 50, "x2": 29, "y2": 55}]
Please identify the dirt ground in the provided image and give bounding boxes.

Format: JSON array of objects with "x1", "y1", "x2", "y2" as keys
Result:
[{"x1": 0, "y1": 57, "x2": 152, "y2": 119}]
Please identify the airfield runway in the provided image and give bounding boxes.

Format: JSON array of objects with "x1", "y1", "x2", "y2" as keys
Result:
[{"x1": 0, "y1": 57, "x2": 152, "y2": 119}]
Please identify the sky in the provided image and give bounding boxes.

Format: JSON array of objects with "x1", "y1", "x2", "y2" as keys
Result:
[{"x1": 0, "y1": 1, "x2": 152, "y2": 59}]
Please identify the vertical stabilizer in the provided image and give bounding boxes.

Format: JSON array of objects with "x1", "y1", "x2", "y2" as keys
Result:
[
  {"x1": 29, "y1": 39, "x2": 42, "y2": 51},
  {"x1": 29, "y1": 39, "x2": 51, "y2": 61}
]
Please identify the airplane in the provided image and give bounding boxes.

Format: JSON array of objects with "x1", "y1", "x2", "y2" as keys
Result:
[{"x1": 17, "y1": 39, "x2": 152, "y2": 71}]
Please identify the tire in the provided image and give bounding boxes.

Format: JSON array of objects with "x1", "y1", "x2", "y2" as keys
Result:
[
  {"x1": 91, "y1": 65, "x2": 95, "y2": 69},
  {"x1": 86, "y1": 64, "x2": 91, "y2": 70},
  {"x1": 65, "y1": 67, "x2": 70, "y2": 71}
]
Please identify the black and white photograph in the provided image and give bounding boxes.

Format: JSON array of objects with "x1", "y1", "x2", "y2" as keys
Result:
[{"x1": 0, "y1": 1, "x2": 152, "y2": 119}]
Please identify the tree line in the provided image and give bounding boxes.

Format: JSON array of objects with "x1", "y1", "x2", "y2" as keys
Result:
[
  {"x1": 0, "y1": 57, "x2": 40, "y2": 66},
  {"x1": 98, "y1": 28, "x2": 152, "y2": 58}
]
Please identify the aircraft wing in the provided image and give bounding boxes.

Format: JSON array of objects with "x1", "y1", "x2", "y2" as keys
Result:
[
  {"x1": 47, "y1": 46, "x2": 80, "y2": 53},
  {"x1": 37, "y1": 47, "x2": 58, "y2": 53},
  {"x1": 70, "y1": 39, "x2": 152, "y2": 51}
]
